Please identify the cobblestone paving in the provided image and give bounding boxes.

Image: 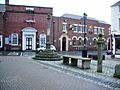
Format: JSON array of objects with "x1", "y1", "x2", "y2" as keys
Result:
[
  {"x1": 34, "y1": 58, "x2": 120, "y2": 90},
  {"x1": 0, "y1": 56, "x2": 112, "y2": 90}
]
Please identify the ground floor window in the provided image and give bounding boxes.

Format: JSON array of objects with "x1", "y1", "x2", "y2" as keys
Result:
[
  {"x1": 11, "y1": 33, "x2": 18, "y2": 45},
  {"x1": 93, "y1": 38, "x2": 97, "y2": 46},
  {"x1": 0, "y1": 35, "x2": 3, "y2": 48},
  {"x1": 39, "y1": 34, "x2": 46, "y2": 46},
  {"x1": 78, "y1": 38, "x2": 82, "y2": 45}
]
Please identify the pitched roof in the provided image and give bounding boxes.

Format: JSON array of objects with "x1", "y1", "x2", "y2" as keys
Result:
[
  {"x1": 62, "y1": 13, "x2": 82, "y2": 20},
  {"x1": 111, "y1": 1, "x2": 120, "y2": 7},
  {"x1": 62, "y1": 13, "x2": 97, "y2": 20},
  {"x1": 61, "y1": 13, "x2": 108, "y2": 24}
]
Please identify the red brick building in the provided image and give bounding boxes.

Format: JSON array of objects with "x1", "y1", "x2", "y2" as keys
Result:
[
  {"x1": 0, "y1": 0, "x2": 111, "y2": 51},
  {"x1": 53, "y1": 14, "x2": 111, "y2": 51}
]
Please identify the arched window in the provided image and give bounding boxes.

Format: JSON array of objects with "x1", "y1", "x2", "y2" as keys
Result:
[
  {"x1": 72, "y1": 37, "x2": 77, "y2": 45},
  {"x1": 78, "y1": 38, "x2": 82, "y2": 45},
  {"x1": 93, "y1": 38, "x2": 97, "y2": 46},
  {"x1": 39, "y1": 34, "x2": 46, "y2": 46},
  {"x1": 11, "y1": 33, "x2": 18, "y2": 45}
]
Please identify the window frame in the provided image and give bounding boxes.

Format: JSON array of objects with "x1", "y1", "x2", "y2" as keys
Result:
[
  {"x1": 93, "y1": 27, "x2": 98, "y2": 34},
  {"x1": 93, "y1": 37, "x2": 97, "y2": 46},
  {"x1": 78, "y1": 24, "x2": 83, "y2": 33},
  {"x1": 39, "y1": 34, "x2": 46, "y2": 46},
  {"x1": 62, "y1": 22, "x2": 67, "y2": 32},
  {"x1": 72, "y1": 24, "x2": 78, "y2": 33},
  {"x1": 11, "y1": 33, "x2": 18, "y2": 46},
  {"x1": 0, "y1": 35, "x2": 3, "y2": 48}
]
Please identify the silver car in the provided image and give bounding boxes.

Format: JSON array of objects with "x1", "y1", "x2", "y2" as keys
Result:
[{"x1": 37, "y1": 45, "x2": 56, "y2": 52}]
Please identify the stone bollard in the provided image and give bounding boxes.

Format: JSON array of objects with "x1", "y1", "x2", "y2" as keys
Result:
[
  {"x1": 97, "y1": 34, "x2": 105, "y2": 73},
  {"x1": 113, "y1": 64, "x2": 120, "y2": 79}
]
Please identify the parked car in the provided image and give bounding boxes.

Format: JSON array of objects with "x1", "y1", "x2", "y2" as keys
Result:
[
  {"x1": 37, "y1": 45, "x2": 56, "y2": 52},
  {"x1": 106, "y1": 50, "x2": 112, "y2": 55},
  {"x1": 115, "y1": 49, "x2": 120, "y2": 55}
]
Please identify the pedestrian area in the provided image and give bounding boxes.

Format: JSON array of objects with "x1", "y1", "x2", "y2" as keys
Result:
[{"x1": 33, "y1": 56, "x2": 120, "y2": 90}]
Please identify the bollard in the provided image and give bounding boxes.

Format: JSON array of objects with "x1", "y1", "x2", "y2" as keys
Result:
[{"x1": 97, "y1": 34, "x2": 105, "y2": 73}]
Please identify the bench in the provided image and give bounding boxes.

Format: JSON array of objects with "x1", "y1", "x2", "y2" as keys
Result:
[
  {"x1": 88, "y1": 54, "x2": 105, "y2": 60},
  {"x1": 63, "y1": 55, "x2": 91, "y2": 69}
]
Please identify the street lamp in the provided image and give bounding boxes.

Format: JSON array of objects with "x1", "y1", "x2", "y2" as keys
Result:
[
  {"x1": 82, "y1": 13, "x2": 88, "y2": 57},
  {"x1": 53, "y1": 21, "x2": 55, "y2": 45}
]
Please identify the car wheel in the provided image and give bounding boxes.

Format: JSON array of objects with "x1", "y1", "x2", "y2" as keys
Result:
[{"x1": 39, "y1": 50, "x2": 43, "y2": 52}]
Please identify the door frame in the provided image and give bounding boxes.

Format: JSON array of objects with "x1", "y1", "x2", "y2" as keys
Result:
[
  {"x1": 21, "y1": 27, "x2": 37, "y2": 50},
  {"x1": 60, "y1": 34, "x2": 69, "y2": 51}
]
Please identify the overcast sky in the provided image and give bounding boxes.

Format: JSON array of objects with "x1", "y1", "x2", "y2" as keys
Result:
[{"x1": 0, "y1": 0, "x2": 119, "y2": 24}]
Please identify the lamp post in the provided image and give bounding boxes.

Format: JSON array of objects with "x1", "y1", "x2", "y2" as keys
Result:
[
  {"x1": 53, "y1": 21, "x2": 55, "y2": 45},
  {"x1": 82, "y1": 13, "x2": 87, "y2": 57}
]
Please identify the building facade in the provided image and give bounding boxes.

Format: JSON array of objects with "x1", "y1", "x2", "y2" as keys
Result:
[
  {"x1": 53, "y1": 14, "x2": 111, "y2": 51},
  {"x1": 0, "y1": 0, "x2": 111, "y2": 51},
  {"x1": 111, "y1": 1, "x2": 120, "y2": 56}
]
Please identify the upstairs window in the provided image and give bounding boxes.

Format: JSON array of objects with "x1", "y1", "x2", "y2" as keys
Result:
[
  {"x1": 78, "y1": 25, "x2": 83, "y2": 33},
  {"x1": 62, "y1": 23, "x2": 67, "y2": 32},
  {"x1": 108, "y1": 27, "x2": 111, "y2": 35},
  {"x1": 26, "y1": 7, "x2": 34, "y2": 13},
  {"x1": 11, "y1": 33, "x2": 18, "y2": 45},
  {"x1": 72, "y1": 24, "x2": 78, "y2": 33},
  {"x1": 98, "y1": 27, "x2": 104, "y2": 35},
  {"x1": 101, "y1": 29, "x2": 104, "y2": 35},
  {"x1": 93, "y1": 27, "x2": 98, "y2": 34},
  {"x1": 82, "y1": 25, "x2": 87, "y2": 33}
]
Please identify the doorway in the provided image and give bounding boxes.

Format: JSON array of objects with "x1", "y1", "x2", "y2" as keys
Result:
[
  {"x1": 62, "y1": 37, "x2": 66, "y2": 51},
  {"x1": 26, "y1": 37, "x2": 32, "y2": 50},
  {"x1": 21, "y1": 27, "x2": 37, "y2": 50}
]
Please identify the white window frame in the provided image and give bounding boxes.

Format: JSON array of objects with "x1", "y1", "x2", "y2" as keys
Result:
[
  {"x1": 72, "y1": 24, "x2": 78, "y2": 33},
  {"x1": 26, "y1": 7, "x2": 34, "y2": 11},
  {"x1": 101, "y1": 28, "x2": 104, "y2": 35},
  {"x1": 94, "y1": 27, "x2": 98, "y2": 34},
  {"x1": 39, "y1": 34, "x2": 46, "y2": 46},
  {"x1": 78, "y1": 36, "x2": 83, "y2": 45},
  {"x1": 108, "y1": 27, "x2": 111, "y2": 35},
  {"x1": 62, "y1": 22, "x2": 67, "y2": 32},
  {"x1": 11, "y1": 33, "x2": 18, "y2": 46},
  {"x1": 0, "y1": 35, "x2": 3, "y2": 48},
  {"x1": 78, "y1": 24, "x2": 83, "y2": 33},
  {"x1": 98, "y1": 27, "x2": 104, "y2": 35}
]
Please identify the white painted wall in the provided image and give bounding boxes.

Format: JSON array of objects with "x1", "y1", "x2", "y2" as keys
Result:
[{"x1": 111, "y1": 5, "x2": 120, "y2": 33}]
